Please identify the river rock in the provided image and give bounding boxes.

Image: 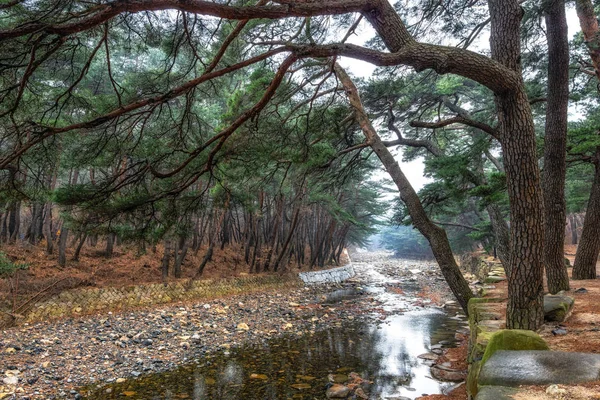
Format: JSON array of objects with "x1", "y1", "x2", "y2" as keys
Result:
[
  {"x1": 2, "y1": 376, "x2": 18, "y2": 385},
  {"x1": 236, "y1": 323, "x2": 250, "y2": 331},
  {"x1": 328, "y1": 374, "x2": 348, "y2": 383},
  {"x1": 430, "y1": 365, "x2": 466, "y2": 382},
  {"x1": 326, "y1": 384, "x2": 351, "y2": 398},
  {"x1": 417, "y1": 353, "x2": 439, "y2": 360}
]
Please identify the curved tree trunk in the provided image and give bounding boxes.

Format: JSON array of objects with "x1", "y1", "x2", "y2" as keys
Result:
[
  {"x1": 335, "y1": 63, "x2": 473, "y2": 315},
  {"x1": 542, "y1": 0, "x2": 570, "y2": 294},
  {"x1": 575, "y1": 0, "x2": 600, "y2": 81},
  {"x1": 362, "y1": 0, "x2": 544, "y2": 329},
  {"x1": 572, "y1": 154, "x2": 600, "y2": 279}
]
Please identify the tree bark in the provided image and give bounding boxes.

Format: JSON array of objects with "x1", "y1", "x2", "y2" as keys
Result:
[
  {"x1": 487, "y1": 0, "x2": 545, "y2": 330},
  {"x1": 335, "y1": 63, "x2": 473, "y2": 315},
  {"x1": 572, "y1": 151, "x2": 600, "y2": 279},
  {"x1": 542, "y1": 0, "x2": 570, "y2": 294},
  {"x1": 44, "y1": 202, "x2": 54, "y2": 254},
  {"x1": 162, "y1": 239, "x2": 172, "y2": 280},
  {"x1": 105, "y1": 232, "x2": 115, "y2": 258},
  {"x1": 486, "y1": 203, "x2": 510, "y2": 275},
  {"x1": 174, "y1": 236, "x2": 188, "y2": 278},
  {"x1": 575, "y1": 0, "x2": 600, "y2": 81},
  {"x1": 72, "y1": 232, "x2": 87, "y2": 261},
  {"x1": 570, "y1": 214, "x2": 578, "y2": 245},
  {"x1": 58, "y1": 227, "x2": 69, "y2": 267}
]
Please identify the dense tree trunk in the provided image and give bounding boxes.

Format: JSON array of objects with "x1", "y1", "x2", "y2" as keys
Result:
[
  {"x1": 335, "y1": 63, "x2": 473, "y2": 315},
  {"x1": 570, "y1": 215, "x2": 578, "y2": 245},
  {"x1": 273, "y1": 206, "x2": 300, "y2": 271},
  {"x1": 263, "y1": 195, "x2": 284, "y2": 272},
  {"x1": 542, "y1": 0, "x2": 570, "y2": 294},
  {"x1": 58, "y1": 227, "x2": 69, "y2": 267},
  {"x1": 105, "y1": 233, "x2": 115, "y2": 258},
  {"x1": 197, "y1": 242, "x2": 214, "y2": 277},
  {"x1": 8, "y1": 201, "x2": 20, "y2": 242},
  {"x1": 174, "y1": 236, "x2": 188, "y2": 278},
  {"x1": 72, "y1": 232, "x2": 88, "y2": 261},
  {"x1": 44, "y1": 202, "x2": 54, "y2": 254},
  {"x1": 572, "y1": 152, "x2": 600, "y2": 279},
  {"x1": 162, "y1": 239, "x2": 172, "y2": 280}
]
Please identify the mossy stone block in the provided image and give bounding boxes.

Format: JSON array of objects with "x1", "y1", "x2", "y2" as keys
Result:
[
  {"x1": 483, "y1": 275, "x2": 506, "y2": 283},
  {"x1": 544, "y1": 294, "x2": 574, "y2": 322},
  {"x1": 480, "y1": 329, "x2": 549, "y2": 366}
]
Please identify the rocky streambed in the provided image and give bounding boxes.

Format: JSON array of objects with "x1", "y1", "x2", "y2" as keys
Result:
[{"x1": 1, "y1": 252, "x2": 468, "y2": 399}]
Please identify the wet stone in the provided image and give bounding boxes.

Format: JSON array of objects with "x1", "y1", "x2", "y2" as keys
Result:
[{"x1": 479, "y1": 350, "x2": 600, "y2": 387}]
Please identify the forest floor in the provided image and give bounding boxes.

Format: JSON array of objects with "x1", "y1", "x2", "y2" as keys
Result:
[{"x1": 0, "y1": 241, "x2": 347, "y2": 303}]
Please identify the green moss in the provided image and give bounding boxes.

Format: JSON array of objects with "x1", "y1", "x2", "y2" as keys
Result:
[
  {"x1": 480, "y1": 329, "x2": 549, "y2": 366},
  {"x1": 466, "y1": 360, "x2": 481, "y2": 397},
  {"x1": 484, "y1": 276, "x2": 506, "y2": 283},
  {"x1": 467, "y1": 297, "x2": 503, "y2": 319},
  {"x1": 544, "y1": 295, "x2": 575, "y2": 322}
]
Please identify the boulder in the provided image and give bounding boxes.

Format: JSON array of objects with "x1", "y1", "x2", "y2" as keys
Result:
[{"x1": 544, "y1": 293, "x2": 574, "y2": 322}]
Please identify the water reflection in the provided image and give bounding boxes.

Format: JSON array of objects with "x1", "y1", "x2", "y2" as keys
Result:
[{"x1": 84, "y1": 306, "x2": 465, "y2": 400}]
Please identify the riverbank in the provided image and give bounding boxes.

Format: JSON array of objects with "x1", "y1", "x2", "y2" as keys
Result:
[{"x1": 0, "y1": 252, "x2": 468, "y2": 399}]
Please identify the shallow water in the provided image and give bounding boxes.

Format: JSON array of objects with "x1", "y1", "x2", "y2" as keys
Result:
[
  {"x1": 84, "y1": 311, "x2": 465, "y2": 399},
  {"x1": 85, "y1": 263, "x2": 467, "y2": 400}
]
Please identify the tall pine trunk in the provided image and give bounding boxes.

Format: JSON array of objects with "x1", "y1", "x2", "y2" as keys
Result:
[
  {"x1": 488, "y1": 0, "x2": 545, "y2": 330},
  {"x1": 542, "y1": 0, "x2": 570, "y2": 293},
  {"x1": 572, "y1": 151, "x2": 600, "y2": 279}
]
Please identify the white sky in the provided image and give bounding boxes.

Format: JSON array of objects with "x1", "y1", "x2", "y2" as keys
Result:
[{"x1": 338, "y1": 7, "x2": 583, "y2": 192}]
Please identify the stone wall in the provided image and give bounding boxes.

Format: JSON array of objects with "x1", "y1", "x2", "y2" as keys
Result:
[
  {"x1": 1, "y1": 274, "x2": 302, "y2": 328},
  {"x1": 299, "y1": 265, "x2": 355, "y2": 284}
]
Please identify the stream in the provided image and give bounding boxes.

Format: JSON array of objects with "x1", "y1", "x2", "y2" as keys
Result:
[{"x1": 84, "y1": 258, "x2": 468, "y2": 400}]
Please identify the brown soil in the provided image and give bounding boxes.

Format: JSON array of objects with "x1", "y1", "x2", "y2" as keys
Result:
[
  {"x1": 417, "y1": 384, "x2": 466, "y2": 400},
  {"x1": 512, "y1": 383, "x2": 600, "y2": 399},
  {"x1": 0, "y1": 241, "x2": 347, "y2": 303},
  {"x1": 540, "y1": 278, "x2": 600, "y2": 353}
]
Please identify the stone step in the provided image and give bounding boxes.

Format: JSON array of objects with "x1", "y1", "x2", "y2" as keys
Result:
[
  {"x1": 479, "y1": 350, "x2": 600, "y2": 387},
  {"x1": 475, "y1": 386, "x2": 517, "y2": 400}
]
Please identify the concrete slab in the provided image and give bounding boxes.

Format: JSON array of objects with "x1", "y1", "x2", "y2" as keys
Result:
[{"x1": 479, "y1": 350, "x2": 600, "y2": 387}]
